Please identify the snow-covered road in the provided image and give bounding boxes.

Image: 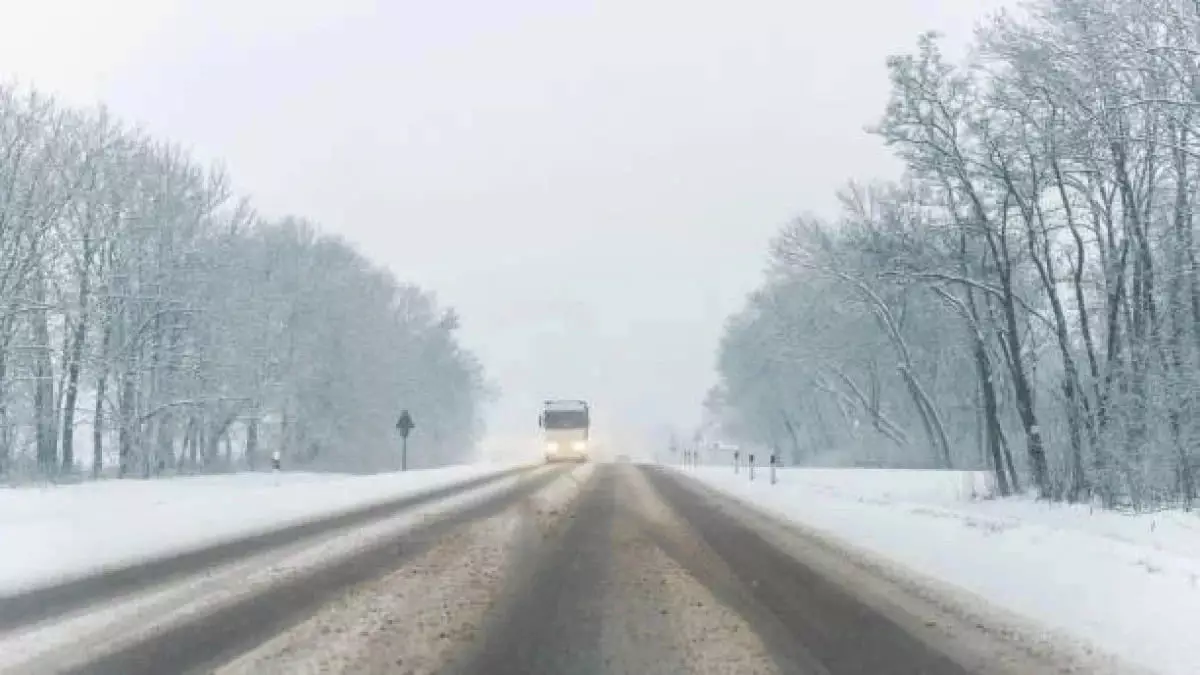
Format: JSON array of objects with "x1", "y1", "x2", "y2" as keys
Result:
[
  {"x1": 0, "y1": 462, "x2": 1156, "y2": 675},
  {"x1": 679, "y1": 463, "x2": 1199, "y2": 675},
  {"x1": 0, "y1": 464, "x2": 564, "y2": 674}
]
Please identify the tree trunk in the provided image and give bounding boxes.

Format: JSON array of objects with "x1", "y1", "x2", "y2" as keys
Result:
[
  {"x1": 157, "y1": 412, "x2": 175, "y2": 472},
  {"x1": 780, "y1": 412, "x2": 802, "y2": 461},
  {"x1": 195, "y1": 422, "x2": 206, "y2": 470},
  {"x1": 898, "y1": 365, "x2": 952, "y2": 468},
  {"x1": 828, "y1": 368, "x2": 909, "y2": 447},
  {"x1": 93, "y1": 371, "x2": 106, "y2": 478},
  {"x1": 0, "y1": 342, "x2": 9, "y2": 476},
  {"x1": 118, "y1": 370, "x2": 135, "y2": 478},
  {"x1": 206, "y1": 412, "x2": 239, "y2": 469},
  {"x1": 184, "y1": 417, "x2": 199, "y2": 470},
  {"x1": 1096, "y1": 237, "x2": 1130, "y2": 504},
  {"x1": 1112, "y1": 137, "x2": 1158, "y2": 501},
  {"x1": 976, "y1": 339, "x2": 1009, "y2": 495},
  {"x1": 280, "y1": 408, "x2": 291, "y2": 466},
  {"x1": 92, "y1": 322, "x2": 111, "y2": 478},
  {"x1": 835, "y1": 270, "x2": 952, "y2": 467},
  {"x1": 1054, "y1": 156, "x2": 1103, "y2": 421},
  {"x1": 954, "y1": 170, "x2": 1045, "y2": 494},
  {"x1": 1001, "y1": 158, "x2": 1088, "y2": 500},
  {"x1": 1034, "y1": 238, "x2": 1087, "y2": 500},
  {"x1": 1169, "y1": 124, "x2": 1196, "y2": 507},
  {"x1": 958, "y1": 278, "x2": 1011, "y2": 496},
  {"x1": 245, "y1": 416, "x2": 259, "y2": 470},
  {"x1": 1000, "y1": 424, "x2": 1020, "y2": 493},
  {"x1": 61, "y1": 312, "x2": 89, "y2": 473},
  {"x1": 998, "y1": 257, "x2": 1050, "y2": 497},
  {"x1": 32, "y1": 276, "x2": 57, "y2": 475}
]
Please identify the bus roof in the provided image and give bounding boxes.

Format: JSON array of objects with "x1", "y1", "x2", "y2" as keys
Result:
[{"x1": 543, "y1": 399, "x2": 588, "y2": 410}]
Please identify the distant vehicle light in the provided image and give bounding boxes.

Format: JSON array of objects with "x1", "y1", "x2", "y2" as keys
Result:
[{"x1": 571, "y1": 440, "x2": 587, "y2": 451}]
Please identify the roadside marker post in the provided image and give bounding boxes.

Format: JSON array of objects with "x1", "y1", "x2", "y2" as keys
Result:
[
  {"x1": 770, "y1": 454, "x2": 777, "y2": 485},
  {"x1": 734, "y1": 450, "x2": 740, "y2": 474},
  {"x1": 396, "y1": 410, "x2": 415, "y2": 471},
  {"x1": 749, "y1": 454, "x2": 755, "y2": 481}
]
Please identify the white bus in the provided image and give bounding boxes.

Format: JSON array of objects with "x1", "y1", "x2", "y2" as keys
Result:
[{"x1": 539, "y1": 399, "x2": 590, "y2": 463}]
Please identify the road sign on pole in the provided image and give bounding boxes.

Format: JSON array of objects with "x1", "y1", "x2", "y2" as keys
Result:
[{"x1": 396, "y1": 410, "x2": 415, "y2": 471}]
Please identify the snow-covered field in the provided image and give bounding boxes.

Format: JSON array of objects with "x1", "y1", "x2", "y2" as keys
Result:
[
  {"x1": 680, "y1": 464, "x2": 1200, "y2": 675},
  {"x1": 0, "y1": 463, "x2": 524, "y2": 596}
]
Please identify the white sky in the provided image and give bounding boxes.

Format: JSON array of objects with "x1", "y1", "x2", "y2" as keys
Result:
[{"x1": 0, "y1": 0, "x2": 1009, "y2": 448}]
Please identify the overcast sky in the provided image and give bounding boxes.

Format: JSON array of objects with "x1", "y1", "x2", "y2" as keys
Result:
[{"x1": 1, "y1": 0, "x2": 1009, "y2": 450}]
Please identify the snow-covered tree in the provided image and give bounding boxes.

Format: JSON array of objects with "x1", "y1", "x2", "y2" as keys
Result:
[
  {"x1": 0, "y1": 84, "x2": 487, "y2": 480},
  {"x1": 713, "y1": 0, "x2": 1200, "y2": 508}
]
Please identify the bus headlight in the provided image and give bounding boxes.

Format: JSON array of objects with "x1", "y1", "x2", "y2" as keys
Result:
[
  {"x1": 546, "y1": 442, "x2": 559, "y2": 452},
  {"x1": 571, "y1": 440, "x2": 587, "y2": 452}
]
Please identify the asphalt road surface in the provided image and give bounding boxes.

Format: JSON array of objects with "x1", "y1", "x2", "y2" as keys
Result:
[
  {"x1": 447, "y1": 465, "x2": 962, "y2": 675},
  {"x1": 7, "y1": 463, "x2": 1132, "y2": 675}
]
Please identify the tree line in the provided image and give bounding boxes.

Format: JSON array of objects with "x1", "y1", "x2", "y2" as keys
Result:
[
  {"x1": 0, "y1": 85, "x2": 487, "y2": 479},
  {"x1": 710, "y1": 0, "x2": 1200, "y2": 508}
]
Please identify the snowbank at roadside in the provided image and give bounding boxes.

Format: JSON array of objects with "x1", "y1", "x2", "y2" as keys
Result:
[
  {"x1": 680, "y1": 464, "x2": 1200, "y2": 675},
  {"x1": 0, "y1": 463, "x2": 524, "y2": 596},
  {"x1": 745, "y1": 465, "x2": 997, "y2": 502}
]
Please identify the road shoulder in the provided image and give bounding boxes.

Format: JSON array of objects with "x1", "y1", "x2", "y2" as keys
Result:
[{"x1": 651, "y1": 466, "x2": 1151, "y2": 675}]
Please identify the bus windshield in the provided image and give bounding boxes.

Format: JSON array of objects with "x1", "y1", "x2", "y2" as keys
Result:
[{"x1": 543, "y1": 409, "x2": 588, "y2": 429}]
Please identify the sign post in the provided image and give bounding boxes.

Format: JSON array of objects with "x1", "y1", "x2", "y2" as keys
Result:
[{"x1": 396, "y1": 410, "x2": 415, "y2": 471}]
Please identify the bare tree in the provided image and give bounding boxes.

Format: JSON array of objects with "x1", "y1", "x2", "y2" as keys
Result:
[
  {"x1": 0, "y1": 84, "x2": 488, "y2": 481},
  {"x1": 713, "y1": 2, "x2": 1200, "y2": 508}
]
